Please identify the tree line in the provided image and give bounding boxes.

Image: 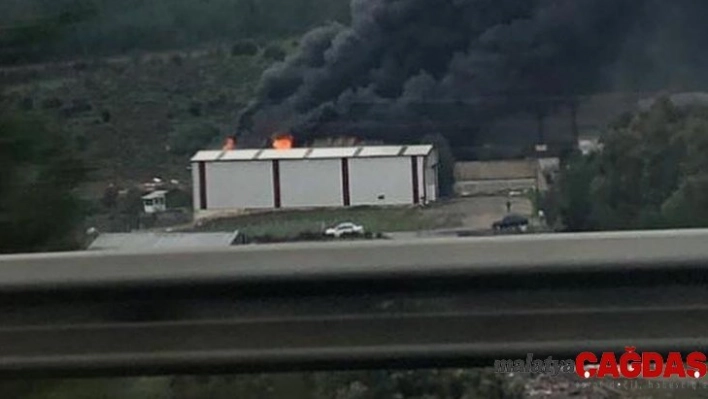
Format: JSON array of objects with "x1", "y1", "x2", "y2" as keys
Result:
[
  {"x1": 544, "y1": 97, "x2": 708, "y2": 232},
  {"x1": 0, "y1": 0, "x2": 350, "y2": 64},
  {"x1": 0, "y1": 111, "x2": 86, "y2": 253}
]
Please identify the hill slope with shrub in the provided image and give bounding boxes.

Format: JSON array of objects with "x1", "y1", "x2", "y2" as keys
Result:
[{"x1": 0, "y1": 0, "x2": 349, "y2": 64}]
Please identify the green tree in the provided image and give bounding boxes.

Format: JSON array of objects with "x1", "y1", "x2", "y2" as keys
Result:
[
  {"x1": 546, "y1": 97, "x2": 708, "y2": 231},
  {"x1": 262, "y1": 43, "x2": 286, "y2": 61},
  {"x1": 0, "y1": 0, "x2": 351, "y2": 63},
  {"x1": 421, "y1": 133, "x2": 455, "y2": 198},
  {"x1": 168, "y1": 123, "x2": 221, "y2": 156},
  {"x1": 231, "y1": 40, "x2": 259, "y2": 56},
  {"x1": 117, "y1": 188, "x2": 144, "y2": 231},
  {"x1": 548, "y1": 153, "x2": 598, "y2": 231},
  {"x1": 311, "y1": 369, "x2": 524, "y2": 399},
  {"x1": 0, "y1": 111, "x2": 86, "y2": 253},
  {"x1": 101, "y1": 183, "x2": 119, "y2": 209}
]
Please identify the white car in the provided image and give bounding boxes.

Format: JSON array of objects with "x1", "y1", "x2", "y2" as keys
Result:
[{"x1": 324, "y1": 222, "x2": 365, "y2": 238}]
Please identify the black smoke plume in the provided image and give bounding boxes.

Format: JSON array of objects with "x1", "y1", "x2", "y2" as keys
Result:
[{"x1": 237, "y1": 0, "x2": 708, "y2": 148}]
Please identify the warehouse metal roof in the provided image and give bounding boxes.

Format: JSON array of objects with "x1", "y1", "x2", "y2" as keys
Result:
[
  {"x1": 308, "y1": 147, "x2": 359, "y2": 158},
  {"x1": 358, "y1": 146, "x2": 405, "y2": 157},
  {"x1": 404, "y1": 146, "x2": 435, "y2": 156},
  {"x1": 190, "y1": 145, "x2": 433, "y2": 162},
  {"x1": 88, "y1": 232, "x2": 241, "y2": 251},
  {"x1": 258, "y1": 148, "x2": 311, "y2": 160},
  {"x1": 190, "y1": 150, "x2": 223, "y2": 161},
  {"x1": 141, "y1": 190, "x2": 168, "y2": 200},
  {"x1": 220, "y1": 149, "x2": 261, "y2": 161}
]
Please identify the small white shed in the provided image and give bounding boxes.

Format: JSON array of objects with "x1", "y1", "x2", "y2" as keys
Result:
[{"x1": 142, "y1": 190, "x2": 168, "y2": 214}]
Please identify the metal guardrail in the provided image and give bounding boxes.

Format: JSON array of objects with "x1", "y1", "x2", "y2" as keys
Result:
[{"x1": 1, "y1": 229, "x2": 708, "y2": 376}]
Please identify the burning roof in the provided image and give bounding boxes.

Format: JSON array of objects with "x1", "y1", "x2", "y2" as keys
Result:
[
  {"x1": 191, "y1": 144, "x2": 434, "y2": 162},
  {"x1": 271, "y1": 133, "x2": 294, "y2": 150},
  {"x1": 235, "y1": 0, "x2": 708, "y2": 148},
  {"x1": 223, "y1": 137, "x2": 236, "y2": 151}
]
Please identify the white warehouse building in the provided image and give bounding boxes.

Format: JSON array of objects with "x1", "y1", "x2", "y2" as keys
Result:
[{"x1": 190, "y1": 145, "x2": 438, "y2": 212}]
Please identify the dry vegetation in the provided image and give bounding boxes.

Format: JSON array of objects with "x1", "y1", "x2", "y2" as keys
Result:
[
  {"x1": 188, "y1": 204, "x2": 464, "y2": 238},
  {"x1": 0, "y1": 44, "x2": 289, "y2": 196}
]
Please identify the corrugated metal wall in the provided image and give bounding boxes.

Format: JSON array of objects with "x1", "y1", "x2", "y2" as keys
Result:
[
  {"x1": 193, "y1": 152, "x2": 438, "y2": 210},
  {"x1": 349, "y1": 157, "x2": 413, "y2": 206},
  {"x1": 454, "y1": 160, "x2": 537, "y2": 181},
  {"x1": 425, "y1": 158, "x2": 438, "y2": 202},
  {"x1": 206, "y1": 161, "x2": 273, "y2": 209},
  {"x1": 416, "y1": 156, "x2": 425, "y2": 203},
  {"x1": 191, "y1": 164, "x2": 202, "y2": 210},
  {"x1": 280, "y1": 159, "x2": 342, "y2": 207}
]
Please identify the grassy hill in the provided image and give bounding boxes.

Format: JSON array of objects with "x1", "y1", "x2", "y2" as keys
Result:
[
  {"x1": 0, "y1": 0, "x2": 350, "y2": 236},
  {"x1": 0, "y1": 0, "x2": 350, "y2": 64},
  {"x1": 0, "y1": 0, "x2": 350, "y2": 200},
  {"x1": 0, "y1": 44, "x2": 288, "y2": 196},
  {"x1": 0, "y1": 49, "x2": 654, "y2": 203}
]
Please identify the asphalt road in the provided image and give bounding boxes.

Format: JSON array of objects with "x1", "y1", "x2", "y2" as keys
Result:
[
  {"x1": 1, "y1": 229, "x2": 708, "y2": 376},
  {"x1": 1, "y1": 228, "x2": 708, "y2": 290}
]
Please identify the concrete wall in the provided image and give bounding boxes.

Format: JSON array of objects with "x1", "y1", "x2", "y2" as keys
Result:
[
  {"x1": 280, "y1": 159, "x2": 342, "y2": 207},
  {"x1": 455, "y1": 160, "x2": 537, "y2": 181},
  {"x1": 349, "y1": 157, "x2": 413, "y2": 206},
  {"x1": 538, "y1": 157, "x2": 560, "y2": 172},
  {"x1": 425, "y1": 158, "x2": 438, "y2": 202},
  {"x1": 191, "y1": 164, "x2": 201, "y2": 210},
  {"x1": 206, "y1": 161, "x2": 273, "y2": 209},
  {"x1": 416, "y1": 156, "x2": 425, "y2": 204},
  {"x1": 455, "y1": 179, "x2": 536, "y2": 196}
]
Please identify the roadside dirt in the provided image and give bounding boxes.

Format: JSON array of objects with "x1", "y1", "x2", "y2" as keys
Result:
[{"x1": 424, "y1": 196, "x2": 534, "y2": 231}]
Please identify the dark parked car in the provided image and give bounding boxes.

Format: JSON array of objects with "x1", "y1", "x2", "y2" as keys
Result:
[{"x1": 492, "y1": 214, "x2": 529, "y2": 232}]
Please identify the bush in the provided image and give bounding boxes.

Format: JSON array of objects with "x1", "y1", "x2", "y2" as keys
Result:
[
  {"x1": 231, "y1": 40, "x2": 259, "y2": 56},
  {"x1": 101, "y1": 185, "x2": 119, "y2": 209},
  {"x1": 61, "y1": 98, "x2": 93, "y2": 118},
  {"x1": 297, "y1": 231, "x2": 323, "y2": 241},
  {"x1": 72, "y1": 61, "x2": 88, "y2": 71},
  {"x1": 210, "y1": 46, "x2": 225, "y2": 58},
  {"x1": 75, "y1": 134, "x2": 88, "y2": 151},
  {"x1": 41, "y1": 97, "x2": 63, "y2": 109},
  {"x1": 207, "y1": 93, "x2": 228, "y2": 110},
  {"x1": 0, "y1": 112, "x2": 87, "y2": 253},
  {"x1": 188, "y1": 101, "x2": 202, "y2": 117},
  {"x1": 73, "y1": 98, "x2": 92, "y2": 111},
  {"x1": 421, "y1": 133, "x2": 455, "y2": 198},
  {"x1": 18, "y1": 97, "x2": 33, "y2": 111},
  {"x1": 168, "y1": 123, "x2": 220, "y2": 156},
  {"x1": 262, "y1": 44, "x2": 286, "y2": 61},
  {"x1": 147, "y1": 57, "x2": 163, "y2": 67},
  {"x1": 252, "y1": 234, "x2": 277, "y2": 243},
  {"x1": 170, "y1": 54, "x2": 183, "y2": 66}
]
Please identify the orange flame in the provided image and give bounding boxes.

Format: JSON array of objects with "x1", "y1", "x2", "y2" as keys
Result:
[
  {"x1": 223, "y1": 137, "x2": 236, "y2": 151},
  {"x1": 272, "y1": 133, "x2": 293, "y2": 150}
]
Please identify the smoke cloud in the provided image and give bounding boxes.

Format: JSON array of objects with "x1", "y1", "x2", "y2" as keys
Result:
[{"x1": 237, "y1": 0, "x2": 708, "y2": 147}]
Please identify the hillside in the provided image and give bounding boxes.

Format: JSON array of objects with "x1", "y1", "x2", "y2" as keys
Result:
[
  {"x1": 2, "y1": 0, "x2": 705, "y2": 203},
  {"x1": 0, "y1": 0, "x2": 353, "y2": 199},
  {"x1": 0, "y1": 0, "x2": 350, "y2": 64},
  {"x1": 0, "y1": 44, "x2": 290, "y2": 195},
  {"x1": 0, "y1": 48, "x2": 659, "y2": 199}
]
